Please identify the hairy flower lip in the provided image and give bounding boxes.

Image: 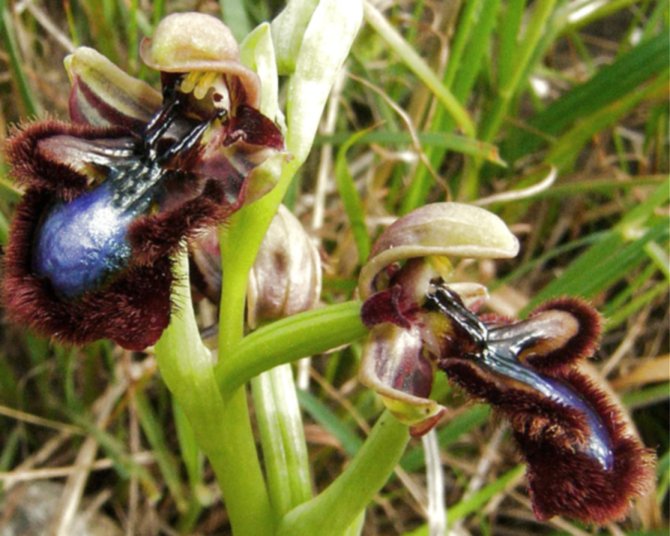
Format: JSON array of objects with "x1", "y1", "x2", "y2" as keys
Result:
[
  {"x1": 427, "y1": 286, "x2": 655, "y2": 524},
  {"x1": 2, "y1": 14, "x2": 286, "y2": 349},
  {"x1": 2, "y1": 189, "x2": 173, "y2": 350}
]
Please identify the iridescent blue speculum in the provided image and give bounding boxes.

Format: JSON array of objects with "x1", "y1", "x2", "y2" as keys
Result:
[
  {"x1": 31, "y1": 90, "x2": 221, "y2": 298},
  {"x1": 425, "y1": 285, "x2": 613, "y2": 470},
  {"x1": 2, "y1": 14, "x2": 285, "y2": 350}
]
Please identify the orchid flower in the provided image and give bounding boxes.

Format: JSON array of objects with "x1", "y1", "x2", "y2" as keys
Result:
[
  {"x1": 2, "y1": 13, "x2": 283, "y2": 349},
  {"x1": 359, "y1": 202, "x2": 654, "y2": 524}
]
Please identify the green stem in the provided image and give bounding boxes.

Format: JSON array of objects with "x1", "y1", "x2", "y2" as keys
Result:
[
  {"x1": 155, "y1": 252, "x2": 274, "y2": 536},
  {"x1": 276, "y1": 411, "x2": 410, "y2": 536},
  {"x1": 213, "y1": 2, "x2": 364, "y2": 527},
  {"x1": 252, "y1": 365, "x2": 313, "y2": 515},
  {"x1": 216, "y1": 301, "x2": 367, "y2": 397},
  {"x1": 217, "y1": 160, "x2": 302, "y2": 353}
]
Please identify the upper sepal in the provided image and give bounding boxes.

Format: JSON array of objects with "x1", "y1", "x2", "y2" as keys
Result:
[
  {"x1": 140, "y1": 12, "x2": 261, "y2": 109},
  {"x1": 359, "y1": 203, "x2": 519, "y2": 299}
]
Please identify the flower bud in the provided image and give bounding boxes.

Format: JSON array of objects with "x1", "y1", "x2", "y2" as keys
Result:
[
  {"x1": 190, "y1": 205, "x2": 322, "y2": 326},
  {"x1": 247, "y1": 205, "x2": 321, "y2": 326}
]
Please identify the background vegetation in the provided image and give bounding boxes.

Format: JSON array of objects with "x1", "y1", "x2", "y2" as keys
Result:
[{"x1": 0, "y1": 0, "x2": 667, "y2": 534}]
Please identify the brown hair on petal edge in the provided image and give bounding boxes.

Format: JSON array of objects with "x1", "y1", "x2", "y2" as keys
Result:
[
  {"x1": 440, "y1": 354, "x2": 655, "y2": 524},
  {"x1": 525, "y1": 296, "x2": 602, "y2": 374},
  {"x1": 2, "y1": 191, "x2": 173, "y2": 350},
  {"x1": 440, "y1": 358, "x2": 593, "y2": 449},
  {"x1": 5, "y1": 120, "x2": 130, "y2": 201},
  {"x1": 128, "y1": 179, "x2": 236, "y2": 266},
  {"x1": 521, "y1": 370, "x2": 655, "y2": 524}
]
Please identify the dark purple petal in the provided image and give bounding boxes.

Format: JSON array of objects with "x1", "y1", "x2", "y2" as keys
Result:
[
  {"x1": 6, "y1": 121, "x2": 133, "y2": 200},
  {"x1": 225, "y1": 104, "x2": 284, "y2": 149},
  {"x1": 66, "y1": 47, "x2": 162, "y2": 131}
]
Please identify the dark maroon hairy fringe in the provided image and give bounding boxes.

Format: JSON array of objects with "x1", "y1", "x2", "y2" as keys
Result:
[
  {"x1": 440, "y1": 359, "x2": 592, "y2": 449},
  {"x1": 521, "y1": 369, "x2": 655, "y2": 523},
  {"x1": 439, "y1": 357, "x2": 655, "y2": 524},
  {"x1": 526, "y1": 297, "x2": 602, "y2": 373},
  {"x1": 6, "y1": 120, "x2": 131, "y2": 201},
  {"x1": 129, "y1": 180, "x2": 231, "y2": 265},
  {"x1": 2, "y1": 190, "x2": 173, "y2": 350}
]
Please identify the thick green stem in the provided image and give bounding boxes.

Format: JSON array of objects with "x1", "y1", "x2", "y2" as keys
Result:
[
  {"x1": 155, "y1": 252, "x2": 274, "y2": 536},
  {"x1": 212, "y1": 2, "x2": 364, "y2": 529},
  {"x1": 276, "y1": 410, "x2": 410, "y2": 536},
  {"x1": 216, "y1": 301, "x2": 367, "y2": 397}
]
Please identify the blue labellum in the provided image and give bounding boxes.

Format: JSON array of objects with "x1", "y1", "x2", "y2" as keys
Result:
[
  {"x1": 426, "y1": 285, "x2": 614, "y2": 471},
  {"x1": 33, "y1": 181, "x2": 141, "y2": 298},
  {"x1": 481, "y1": 343, "x2": 614, "y2": 471}
]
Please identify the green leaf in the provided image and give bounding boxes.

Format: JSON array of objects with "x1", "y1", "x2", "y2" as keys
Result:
[
  {"x1": 297, "y1": 389, "x2": 363, "y2": 457},
  {"x1": 0, "y1": 0, "x2": 41, "y2": 116},
  {"x1": 135, "y1": 391, "x2": 188, "y2": 512},
  {"x1": 508, "y1": 32, "x2": 669, "y2": 160},
  {"x1": 335, "y1": 129, "x2": 373, "y2": 263},
  {"x1": 320, "y1": 131, "x2": 505, "y2": 165},
  {"x1": 219, "y1": 0, "x2": 252, "y2": 42}
]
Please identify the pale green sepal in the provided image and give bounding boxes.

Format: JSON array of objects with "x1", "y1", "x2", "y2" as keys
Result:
[
  {"x1": 238, "y1": 22, "x2": 286, "y2": 204},
  {"x1": 270, "y1": 0, "x2": 320, "y2": 75},
  {"x1": 359, "y1": 203, "x2": 519, "y2": 298},
  {"x1": 286, "y1": 0, "x2": 363, "y2": 164},
  {"x1": 240, "y1": 23, "x2": 280, "y2": 121}
]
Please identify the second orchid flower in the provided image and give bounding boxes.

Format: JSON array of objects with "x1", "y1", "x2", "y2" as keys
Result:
[{"x1": 359, "y1": 202, "x2": 654, "y2": 524}]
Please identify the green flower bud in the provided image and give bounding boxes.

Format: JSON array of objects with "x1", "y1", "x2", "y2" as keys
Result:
[{"x1": 247, "y1": 205, "x2": 321, "y2": 327}]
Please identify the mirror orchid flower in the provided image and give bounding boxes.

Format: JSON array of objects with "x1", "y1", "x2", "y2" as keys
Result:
[
  {"x1": 359, "y1": 202, "x2": 654, "y2": 524},
  {"x1": 2, "y1": 13, "x2": 283, "y2": 350}
]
